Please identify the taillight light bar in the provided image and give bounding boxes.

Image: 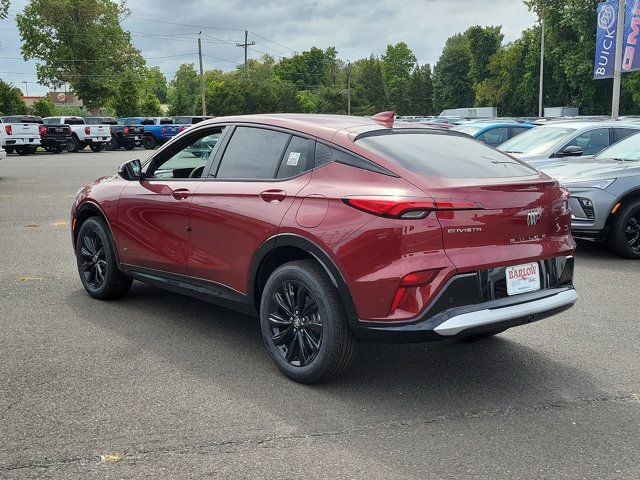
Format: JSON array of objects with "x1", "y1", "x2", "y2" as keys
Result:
[
  {"x1": 5, "y1": 125, "x2": 12, "y2": 135},
  {"x1": 123, "y1": 126, "x2": 129, "y2": 135},
  {"x1": 342, "y1": 196, "x2": 483, "y2": 219},
  {"x1": 84, "y1": 126, "x2": 90, "y2": 135},
  {"x1": 39, "y1": 126, "x2": 47, "y2": 136}
]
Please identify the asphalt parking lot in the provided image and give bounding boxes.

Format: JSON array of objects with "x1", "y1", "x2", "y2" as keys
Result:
[{"x1": 0, "y1": 149, "x2": 638, "y2": 479}]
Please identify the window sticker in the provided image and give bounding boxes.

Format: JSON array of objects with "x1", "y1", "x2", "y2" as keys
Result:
[{"x1": 286, "y1": 152, "x2": 301, "y2": 166}]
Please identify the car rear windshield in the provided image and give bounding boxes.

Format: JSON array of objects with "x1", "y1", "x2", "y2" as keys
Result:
[
  {"x1": 85, "y1": 117, "x2": 116, "y2": 125},
  {"x1": 66, "y1": 118, "x2": 85, "y2": 125},
  {"x1": 498, "y1": 126, "x2": 576, "y2": 156},
  {"x1": 3, "y1": 116, "x2": 41, "y2": 123},
  {"x1": 355, "y1": 132, "x2": 536, "y2": 179}
]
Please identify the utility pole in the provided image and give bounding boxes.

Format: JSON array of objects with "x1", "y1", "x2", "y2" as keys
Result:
[
  {"x1": 611, "y1": 0, "x2": 626, "y2": 120},
  {"x1": 22, "y1": 81, "x2": 28, "y2": 97},
  {"x1": 236, "y1": 30, "x2": 255, "y2": 80},
  {"x1": 538, "y1": 18, "x2": 545, "y2": 118},
  {"x1": 198, "y1": 32, "x2": 206, "y2": 116},
  {"x1": 347, "y1": 62, "x2": 351, "y2": 116}
]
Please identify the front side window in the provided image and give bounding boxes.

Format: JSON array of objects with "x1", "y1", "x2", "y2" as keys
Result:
[
  {"x1": 476, "y1": 127, "x2": 509, "y2": 147},
  {"x1": 562, "y1": 128, "x2": 610, "y2": 156},
  {"x1": 595, "y1": 131, "x2": 640, "y2": 161},
  {"x1": 145, "y1": 128, "x2": 224, "y2": 179},
  {"x1": 498, "y1": 126, "x2": 577, "y2": 156},
  {"x1": 216, "y1": 127, "x2": 290, "y2": 180}
]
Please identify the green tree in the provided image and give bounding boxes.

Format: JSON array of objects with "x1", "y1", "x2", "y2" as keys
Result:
[
  {"x1": 0, "y1": 0, "x2": 9, "y2": 19},
  {"x1": 408, "y1": 64, "x2": 433, "y2": 115},
  {"x1": 465, "y1": 26, "x2": 504, "y2": 86},
  {"x1": 168, "y1": 63, "x2": 199, "y2": 115},
  {"x1": 0, "y1": 79, "x2": 27, "y2": 115},
  {"x1": 274, "y1": 47, "x2": 331, "y2": 90},
  {"x1": 432, "y1": 34, "x2": 474, "y2": 113},
  {"x1": 351, "y1": 56, "x2": 387, "y2": 115},
  {"x1": 17, "y1": 0, "x2": 144, "y2": 109},
  {"x1": 381, "y1": 42, "x2": 417, "y2": 114},
  {"x1": 30, "y1": 97, "x2": 56, "y2": 117},
  {"x1": 110, "y1": 68, "x2": 140, "y2": 117},
  {"x1": 145, "y1": 66, "x2": 168, "y2": 104},
  {"x1": 139, "y1": 91, "x2": 163, "y2": 116}
]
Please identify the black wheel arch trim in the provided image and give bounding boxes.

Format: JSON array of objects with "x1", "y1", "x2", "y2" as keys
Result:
[{"x1": 248, "y1": 233, "x2": 359, "y2": 325}]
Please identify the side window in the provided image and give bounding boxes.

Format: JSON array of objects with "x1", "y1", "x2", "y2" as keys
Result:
[
  {"x1": 216, "y1": 127, "x2": 290, "y2": 179},
  {"x1": 145, "y1": 128, "x2": 224, "y2": 179},
  {"x1": 564, "y1": 128, "x2": 610, "y2": 155},
  {"x1": 613, "y1": 128, "x2": 639, "y2": 143},
  {"x1": 276, "y1": 136, "x2": 311, "y2": 178},
  {"x1": 510, "y1": 126, "x2": 530, "y2": 136},
  {"x1": 315, "y1": 143, "x2": 334, "y2": 167},
  {"x1": 476, "y1": 127, "x2": 509, "y2": 147}
]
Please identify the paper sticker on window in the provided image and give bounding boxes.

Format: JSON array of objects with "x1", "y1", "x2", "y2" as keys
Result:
[{"x1": 286, "y1": 152, "x2": 301, "y2": 166}]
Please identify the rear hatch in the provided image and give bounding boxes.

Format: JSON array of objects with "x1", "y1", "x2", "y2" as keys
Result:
[
  {"x1": 123, "y1": 125, "x2": 144, "y2": 137},
  {"x1": 42, "y1": 124, "x2": 70, "y2": 139},
  {"x1": 355, "y1": 130, "x2": 574, "y2": 272},
  {"x1": 4, "y1": 118, "x2": 40, "y2": 139},
  {"x1": 86, "y1": 124, "x2": 110, "y2": 139}
]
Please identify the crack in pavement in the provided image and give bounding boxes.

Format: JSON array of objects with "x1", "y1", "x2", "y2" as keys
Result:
[{"x1": 1, "y1": 393, "x2": 638, "y2": 473}]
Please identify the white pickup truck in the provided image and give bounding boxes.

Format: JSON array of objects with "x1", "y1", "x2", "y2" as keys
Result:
[
  {"x1": 43, "y1": 116, "x2": 110, "y2": 152},
  {"x1": 0, "y1": 116, "x2": 41, "y2": 155}
]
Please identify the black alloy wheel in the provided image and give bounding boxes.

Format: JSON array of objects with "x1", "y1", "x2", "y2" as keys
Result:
[
  {"x1": 609, "y1": 199, "x2": 640, "y2": 259},
  {"x1": 268, "y1": 280, "x2": 323, "y2": 367},
  {"x1": 66, "y1": 136, "x2": 81, "y2": 152},
  {"x1": 260, "y1": 260, "x2": 357, "y2": 383},
  {"x1": 142, "y1": 136, "x2": 156, "y2": 149},
  {"x1": 79, "y1": 230, "x2": 107, "y2": 289},
  {"x1": 75, "y1": 217, "x2": 133, "y2": 299}
]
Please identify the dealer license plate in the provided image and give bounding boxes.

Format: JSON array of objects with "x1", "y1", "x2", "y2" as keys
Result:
[
  {"x1": 505, "y1": 262, "x2": 540, "y2": 296},
  {"x1": 135, "y1": 136, "x2": 141, "y2": 140}
]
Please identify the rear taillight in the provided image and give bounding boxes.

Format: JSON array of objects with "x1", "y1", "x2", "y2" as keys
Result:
[
  {"x1": 5, "y1": 125, "x2": 12, "y2": 135},
  {"x1": 84, "y1": 126, "x2": 90, "y2": 135},
  {"x1": 66, "y1": 128, "x2": 71, "y2": 136},
  {"x1": 39, "y1": 126, "x2": 47, "y2": 136},
  {"x1": 178, "y1": 126, "x2": 185, "y2": 132},
  {"x1": 123, "y1": 126, "x2": 129, "y2": 135},
  {"x1": 390, "y1": 269, "x2": 442, "y2": 315},
  {"x1": 161, "y1": 127, "x2": 167, "y2": 134},
  {"x1": 342, "y1": 196, "x2": 483, "y2": 219}
]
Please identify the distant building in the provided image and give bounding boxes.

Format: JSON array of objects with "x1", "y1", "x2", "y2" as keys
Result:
[
  {"x1": 47, "y1": 91, "x2": 83, "y2": 107},
  {"x1": 22, "y1": 96, "x2": 45, "y2": 107}
]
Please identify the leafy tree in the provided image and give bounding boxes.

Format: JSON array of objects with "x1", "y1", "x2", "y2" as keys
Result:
[
  {"x1": 0, "y1": 0, "x2": 9, "y2": 19},
  {"x1": 145, "y1": 66, "x2": 168, "y2": 104},
  {"x1": 168, "y1": 63, "x2": 199, "y2": 115},
  {"x1": 314, "y1": 86, "x2": 346, "y2": 114},
  {"x1": 351, "y1": 56, "x2": 387, "y2": 115},
  {"x1": 432, "y1": 34, "x2": 474, "y2": 113},
  {"x1": 17, "y1": 0, "x2": 144, "y2": 109},
  {"x1": 466, "y1": 26, "x2": 504, "y2": 86},
  {"x1": 54, "y1": 105, "x2": 90, "y2": 117},
  {"x1": 381, "y1": 42, "x2": 416, "y2": 114},
  {"x1": 30, "y1": 97, "x2": 56, "y2": 117},
  {"x1": 110, "y1": 68, "x2": 140, "y2": 117},
  {"x1": 0, "y1": 79, "x2": 27, "y2": 115},
  {"x1": 274, "y1": 47, "x2": 331, "y2": 90},
  {"x1": 139, "y1": 91, "x2": 163, "y2": 116}
]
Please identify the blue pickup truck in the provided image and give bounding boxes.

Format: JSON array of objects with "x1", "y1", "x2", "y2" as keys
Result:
[{"x1": 118, "y1": 117, "x2": 185, "y2": 149}]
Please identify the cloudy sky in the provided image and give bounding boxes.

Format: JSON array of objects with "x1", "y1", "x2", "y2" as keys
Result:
[{"x1": 0, "y1": 0, "x2": 538, "y2": 96}]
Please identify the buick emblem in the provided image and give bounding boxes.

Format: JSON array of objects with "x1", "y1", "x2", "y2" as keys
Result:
[{"x1": 526, "y1": 208, "x2": 543, "y2": 226}]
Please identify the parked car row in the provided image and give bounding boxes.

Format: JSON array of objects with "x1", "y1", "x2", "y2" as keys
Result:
[{"x1": 0, "y1": 115, "x2": 213, "y2": 156}]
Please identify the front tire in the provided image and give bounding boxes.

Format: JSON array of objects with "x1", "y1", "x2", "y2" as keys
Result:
[
  {"x1": 75, "y1": 217, "x2": 133, "y2": 300},
  {"x1": 260, "y1": 260, "x2": 357, "y2": 384},
  {"x1": 142, "y1": 135, "x2": 156, "y2": 150},
  {"x1": 66, "y1": 136, "x2": 81, "y2": 152},
  {"x1": 608, "y1": 199, "x2": 640, "y2": 259}
]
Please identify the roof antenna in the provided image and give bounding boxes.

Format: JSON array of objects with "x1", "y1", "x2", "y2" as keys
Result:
[{"x1": 371, "y1": 111, "x2": 395, "y2": 127}]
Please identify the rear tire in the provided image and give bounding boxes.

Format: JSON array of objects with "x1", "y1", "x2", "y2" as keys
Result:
[
  {"x1": 607, "y1": 199, "x2": 640, "y2": 259},
  {"x1": 66, "y1": 136, "x2": 81, "y2": 152},
  {"x1": 260, "y1": 260, "x2": 357, "y2": 384},
  {"x1": 28, "y1": 146, "x2": 37, "y2": 154},
  {"x1": 4, "y1": 146, "x2": 14, "y2": 154},
  {"x1": 142, "y1": 135, "x2": 156, "y2": 149},
  {"x1": 106, "y1": 137, "x2": 118, "y2": 151},
  {"x1": 16, "y1": 147, "x2": 28, "y2": 156},
  {"x1": 75, "y1": 217, "x2": 133, "y2": 300},
  {"x1": 89, "y1": 143, "x2": 104, "y2": 152}
]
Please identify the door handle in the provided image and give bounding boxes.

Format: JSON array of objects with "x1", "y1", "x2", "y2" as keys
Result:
[
  {"x1": 171, "y1": 188, "x2": 191, "y2": 200},
  {"x1": 260, "y1": 189, "x2": 287, "y2": 203}
]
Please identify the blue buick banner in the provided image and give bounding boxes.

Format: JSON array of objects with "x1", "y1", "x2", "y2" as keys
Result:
[
  {"x1": 623, "y1": 0, "x2": 640, "y2": 72},
  {"x1": 594, "y1": 0, "x2": 619, "y2": 79}
]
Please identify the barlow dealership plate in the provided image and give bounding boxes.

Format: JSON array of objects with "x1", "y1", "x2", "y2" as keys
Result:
[{"x1": 505, "y1": 262, "x2": 540, "y2": 295}]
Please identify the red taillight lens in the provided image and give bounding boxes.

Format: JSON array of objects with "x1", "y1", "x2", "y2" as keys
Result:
[
  {"x1": 178, "y1": 126, "x2": 185, "y2": 132},
  {"x1": 123, "y1": 126, "x2": 129, "y2": 135},
  {"x1": 390, "y1": 269, "x2": 442, "y2": 314},
  {"x1": 39, "y1": 126, "x2": 47, "y2": 135},
  {"x1": 84, "y1": 126, "x2": 90, "y2": 135},
  {"x1": 66, "y1": 128, "x2": 71, "y2": 136},
  {"x1": 342, "y1": 196, "x2": 482, "y2": 219},
  {"x1": 161, "y1": 127, "x2": 167, "y2": 134},
  {"x1": 5, "y1": 125, "x2": 12, "y2": 135}
]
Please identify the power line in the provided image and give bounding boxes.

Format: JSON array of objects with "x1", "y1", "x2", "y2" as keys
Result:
[
  {"x1": 125, "y1": 16, "x2": 243, "y2": 32},
  {"x1": 247, "y1": 31, "x2": 296, "y2": 53}
]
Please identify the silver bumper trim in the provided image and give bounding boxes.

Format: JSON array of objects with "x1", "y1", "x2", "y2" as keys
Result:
[{"x1": 433, "y1": 289, "x2": 578, "y2": 336}]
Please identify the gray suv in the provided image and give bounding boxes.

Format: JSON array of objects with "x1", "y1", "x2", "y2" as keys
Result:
[
  {"x1": 542, "y1": 132, "x2": 640, "y2": 259},
  {"x1": 497, "y1": 120, "x2": 640, "y2": 168}
]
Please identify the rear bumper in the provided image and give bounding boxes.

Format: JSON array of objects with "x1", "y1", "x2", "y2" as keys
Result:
[
  {"x1": 352, "y1": 255, "x2": 576, "y2": 342},
  {"x1": 41, "y1": 136, "x2": 67, "y2": 146},
  {"x1": 3, "y1": 138, "x2": 40, "y2": 146},
  {"x1": 84, "y1": 137, "x2": 109, "y2": 144},
  {"x1": 353, "y1": 286, "x2": 577, "y2": 342}
]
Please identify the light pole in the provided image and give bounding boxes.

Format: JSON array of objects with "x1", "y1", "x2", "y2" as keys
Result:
[
  {"x1": 611, "y1": 0, "x2": 626, "y2": 120},
  {"x1": 22, "y1": 81, "x2": 28, "y2": 97},
  {"x1": 538, "y1": 18, "x2": 545, "y2": 118}
]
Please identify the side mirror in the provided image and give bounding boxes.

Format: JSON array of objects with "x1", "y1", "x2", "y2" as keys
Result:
[
  {"x1": 118, "y1": 159, "x2": 142, "y2": 181},
  {"x1": 559, "y1": 145, "x2": 584, "y2": 157}
]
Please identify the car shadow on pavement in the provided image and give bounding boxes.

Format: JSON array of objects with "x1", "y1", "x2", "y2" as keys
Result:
[{"x1": 70, "y1": 280, "x2": 600, "y2": 432}]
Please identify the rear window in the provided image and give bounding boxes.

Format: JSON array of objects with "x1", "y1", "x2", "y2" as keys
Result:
[
  {"x1": 86, "y1": 117, "x2": 116, "y2": 125},
  {"x1": 159, "y1": 118, "x2": 173, "y2": 125},
  {"x1": 356, "y1": 132, "x2": 536, "y2": 179},
  {"x1": 66, "y1": 118, "x2": 85, "y2": 125},
  {"x1": 3, "y1": 116, "x2": 41, "y2": 123}
]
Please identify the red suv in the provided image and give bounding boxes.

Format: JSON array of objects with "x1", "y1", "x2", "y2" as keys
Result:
[{"x1": 72, "y1": 113, "x2": 577, "y2": 383}]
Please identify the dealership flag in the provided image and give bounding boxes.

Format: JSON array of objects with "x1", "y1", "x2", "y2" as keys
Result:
[
  {"x1": 594, "y1": 0, "x2": 619, "y2": 79},
  {"x1": 623, "y1": 0, "x2": 640, "y2": 72}
]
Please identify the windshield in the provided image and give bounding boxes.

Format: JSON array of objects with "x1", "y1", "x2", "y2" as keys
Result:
[
  {"x1": 498, "y1": 126, "x2": 576, "y2": 155},
  {"x1": 595, "y1": 131, "x2": 640, "y2": 161},
  {"x1": 452, "y1": 125, "x2": 482, "y2": 136},
  {"x1": 356, "y1": 132, "x2": 536, "y2": 179}
]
